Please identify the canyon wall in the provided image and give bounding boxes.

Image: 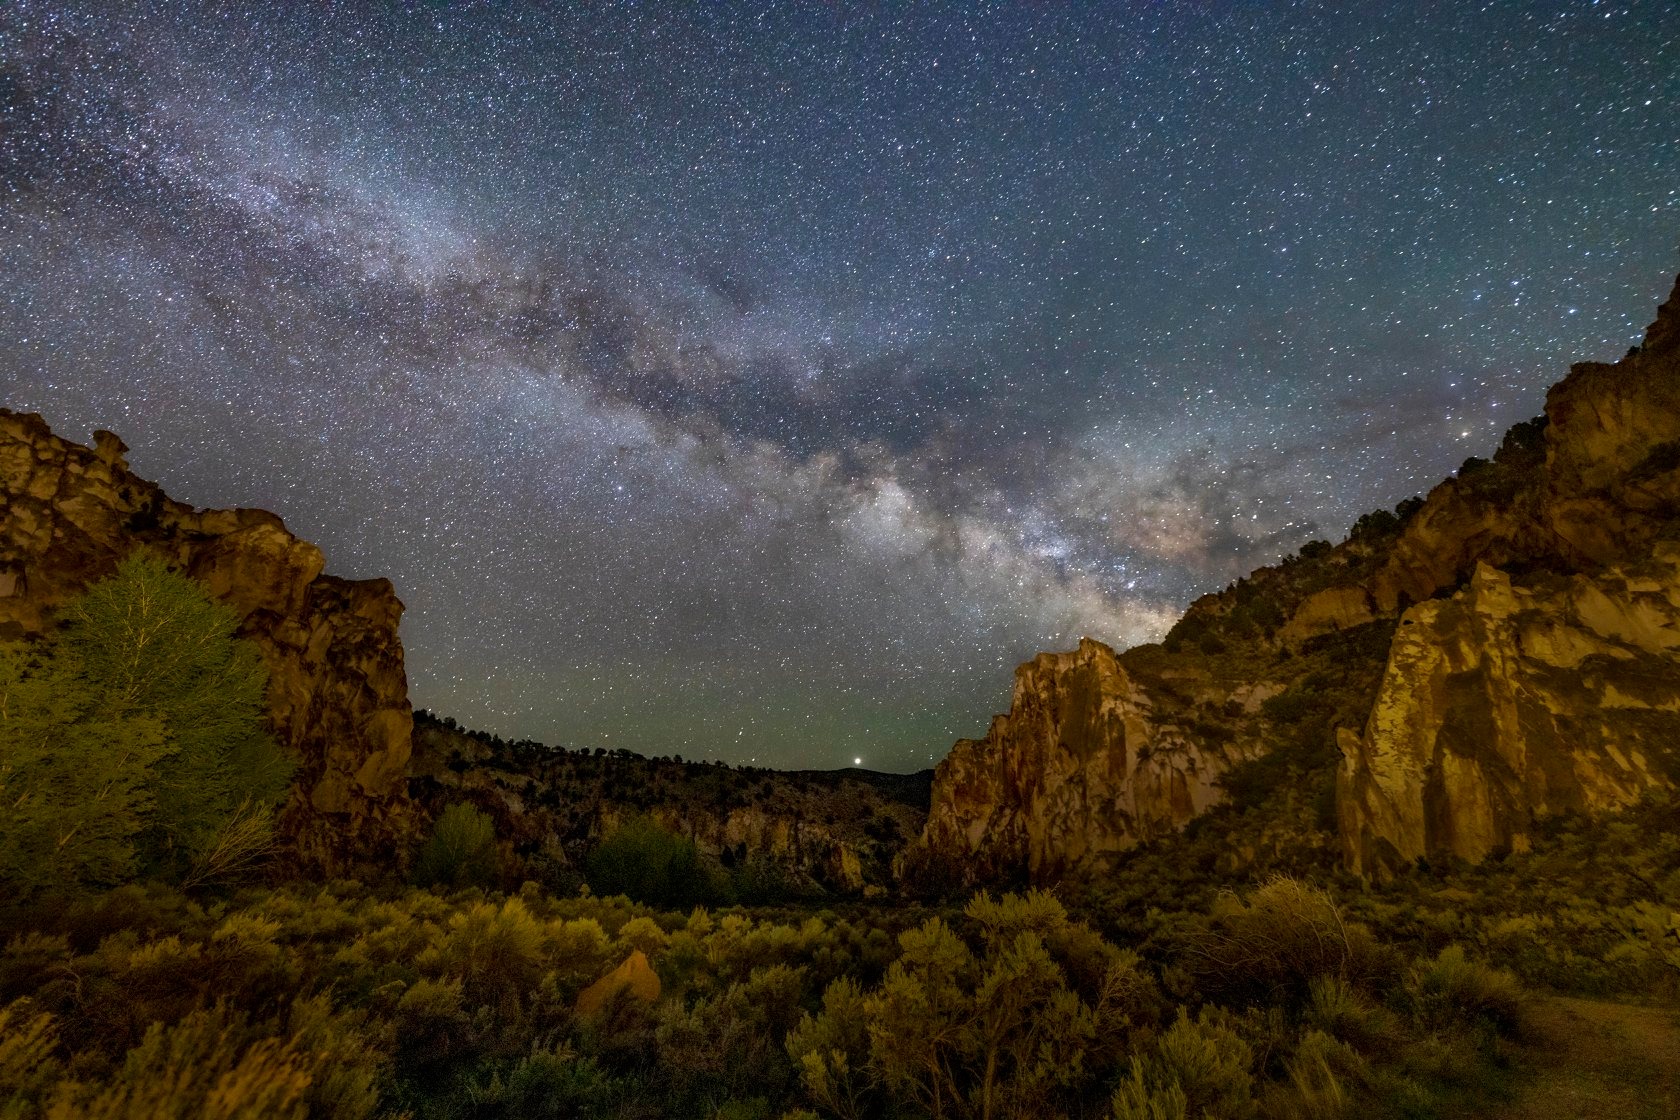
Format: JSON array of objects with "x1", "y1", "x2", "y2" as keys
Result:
[
  {"x1": 1339, "y1": 275, "x2": 1680, "y2": 872},
  {"x1": 1338, "y1": 554, "x2": 1680, "y2": 874},
  {"x1": 916, "y1": 273, "x2": 1680, "y2": 883}
]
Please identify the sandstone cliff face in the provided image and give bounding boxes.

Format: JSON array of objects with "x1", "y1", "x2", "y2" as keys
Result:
[
  {"x1": 0, "y1": 411, "x2": 415, "y2": 873},
  {"x1": 1371, "y1": 279, "x2": 1680, "y2": 612},
  {"x1": 1277, "y1": 586, "x2": 1377, "y2": 650},
  {"x1": 1338, "y1": 277, "x2": 1680, "y2": 873},
  {"x1": 1340, "y1": 554, "x2": 1680, "y2": 874},
  {"x1": 916, "y1": 638, "x2": 1236, "y2": 883},
  {"x1": 918, "y1": 273, "x2": 1680, "y2": 884}
]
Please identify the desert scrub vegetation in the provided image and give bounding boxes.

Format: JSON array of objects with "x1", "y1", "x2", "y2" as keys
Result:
[
  {"x1": 2, "y1": 556, "x2": 1659, "y2": 1117},
  {"x1": 0, "y1": 873, "x2": 1539, "y2": 1119},
  {"x1": 1068, "y1": 775, "x2": 1679, "y2": 1004},
  {"x1": 1336, "y1": 791, "x2": 1680, "y2": 998}
]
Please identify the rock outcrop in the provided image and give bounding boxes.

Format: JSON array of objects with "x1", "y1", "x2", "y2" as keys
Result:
[
  {"x1": 0, "y1": 410, "x2": 415, "y2": 873},
  {"x1": 916, "y1": 639, "x2": 1234, "y2": 882},
  {"x1": 1278, "y1": 586, "x2": 1378, "y2": 649},
  {"x1": 1339, "y1": 554, "x2": 1680, "y2": 874},
  {"x1": 575, "y1": 950, "x2": 661, "y2": 1016},
  {"x1": 1338, "y1": 277, "x2": 1680, "y2": 874},
  {"x1": 916, "y1": 272, "x2": 1680, "y2": 884}
]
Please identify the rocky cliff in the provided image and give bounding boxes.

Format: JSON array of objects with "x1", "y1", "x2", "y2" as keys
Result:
[
  {"x1": 915, "y1": 639, "x2": 1231, "y2": 883},
  {"x1": 0, "y1": 411, "x2": 415, "y2": 873},
  {"x1": 1339, "y1": 274, "x2": 1680, "y2": 873},
  {"x1": 916, "y1": 273, "x2": 1680, "y2": 884},
  {"x1": 1338, "y1": 553, "x2": 1680, "y2": 874},
  {"x1": 409, "y1": 712, "x2": 929, "y2": 897}
]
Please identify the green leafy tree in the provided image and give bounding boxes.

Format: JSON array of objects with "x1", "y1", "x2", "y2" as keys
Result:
[
  {"x1": 0, "y1": 553, "x2": 293, "y2": 894},
  {"x1": 586, "y1": 815, "x2": 722, "y2": 908},
  {"x1": 0, "y1": 642, "x2": 169, "y2": 894},
  {"x1": 61, "y1": 554, "x2": 292, "y2": 871}
]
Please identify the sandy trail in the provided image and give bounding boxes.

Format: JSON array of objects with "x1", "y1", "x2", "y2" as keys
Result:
[{"x1": 1484, "y1": 996, "x2": 1680, "y2": 1120}]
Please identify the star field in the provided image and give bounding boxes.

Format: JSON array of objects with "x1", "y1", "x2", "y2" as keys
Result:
[{"x1": 2, "y1": 1, "x2": 1676, "y2": 769}]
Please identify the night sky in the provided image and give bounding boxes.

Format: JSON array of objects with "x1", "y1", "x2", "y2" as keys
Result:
[{"x1": 3, "y1": 2, "x2": 1676, "y2": 770}]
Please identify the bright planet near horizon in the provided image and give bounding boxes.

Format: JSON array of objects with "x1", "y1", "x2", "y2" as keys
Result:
[{"x1": 2, "y1": 0, "x2": 1675, "y2": 771}]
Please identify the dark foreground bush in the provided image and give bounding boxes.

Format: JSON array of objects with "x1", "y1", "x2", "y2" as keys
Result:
[{"x1": 412, "y1": 804, "x2": 499, "y2": 890}]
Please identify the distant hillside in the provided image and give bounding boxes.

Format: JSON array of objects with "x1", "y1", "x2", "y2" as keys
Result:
[{"x1": 409, "y1": 710, "x2": 932, "y2": 898}]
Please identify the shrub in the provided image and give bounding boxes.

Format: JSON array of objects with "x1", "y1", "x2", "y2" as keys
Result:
[
  {"x1": 1113, "y1": 1008, "x2": 1256, "y2": 1120},
  {"x1": 1405, "y1": 945, "x2": 1524, "y2": 1036},
  {"x1": 45, "y1": 1004, "x2": 314, "y2": 1120},
  {"x1": 586, "y1": 816, "x2": 720, "y2": 909},
  {"x1": 0, "y1": 999, "x2": 62, "y2": 1113},
  {"x1": 1349, "y1": 509, "x2": 1399, "y2": 541},
  {"x1": 495, "y1": 1046, "x2": 617, "y2": 1119},
  {"x1": 181, "y1": 798, "x2": 281, "y2": 889},
  {"x1": 791, "y1": 894, "x2": 1125, "y2": 1120},
  {"x1": 412, "y1": 804, "x2": 499, "y2": 890},
  {"x1": 420, "y1": 897, "x2": 547, "y2": 1014},
  {"x1": 1303, "y1": 976, "x2": 1400, "y2": 1058},
  {"x1": 1187, "y1": 878, "x2": 1391, "y2": 1008},
  {"x1": 1267, "y1": 1029, "x2": 1358, "y2": 1120},
  {"x1": 787, "y1": 977, "x2": 871, "y2": 1120}
]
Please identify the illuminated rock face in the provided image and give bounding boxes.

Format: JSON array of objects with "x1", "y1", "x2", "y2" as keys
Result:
[
  {"x1": 917, "y1": 274, "x2": 1680, "y2": 884},
  {"x1": 918, "y1": 638, "x2": 1231, "y2": 884},
  {"x1": 1340, "y1": 276, "x2": 1680, "y2": 875},
  {"x1": 0, "y1": 410, "x2": 416, "y2": 874},
  {"x1": 1367, "y1": 277, "x2": 1680, "y2": 615},
  {"x1": 1339, "y1": 555, "x2": 1680, "y2": 875}
]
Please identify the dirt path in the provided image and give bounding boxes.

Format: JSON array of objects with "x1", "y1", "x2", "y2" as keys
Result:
[{"x1": 1486, "y1": 996, "x2": 1680, "y2": 1120}]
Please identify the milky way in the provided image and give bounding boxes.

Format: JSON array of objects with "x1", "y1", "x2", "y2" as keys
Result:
[{"x1": 2, "y1": 1, "x2": 1676, "y2": 769}]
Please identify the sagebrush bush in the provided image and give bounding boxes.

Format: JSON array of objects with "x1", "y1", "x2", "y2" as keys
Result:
[
  {"x1": 412, "y1": 804, "x2": 499, "y2": 890},
  {"x1": 1303, "y1": 975, "x2": 1401, "y2": 1057},
  {"x1": 0, "y1": 999, "x2": 61, "y2": 1114},
  {"x1": 1187, "y1": 877, "x2": 1393, "y2": 1008},
  {"x1": 1113, "y1": 1008, "x2": 1256, "y2": 1120},
  {"x1": 1264, "y1": 1029, "x2": 1359, "y2": 1120},
  {"x1": 47, "y1": 1004, "x2": 314, "y2": 1120},
  {"x1": 1405, "y1": 944, "x2": 1524, "y2": 1036},
  {"x1": 0, "y1": 867, "x2": 1543, "y2": 1120}
]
